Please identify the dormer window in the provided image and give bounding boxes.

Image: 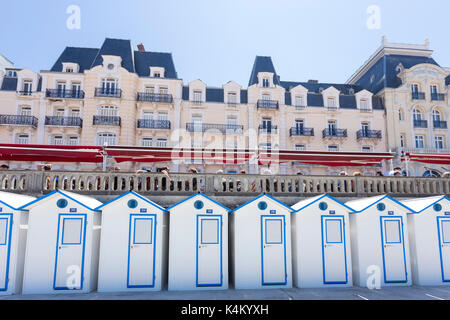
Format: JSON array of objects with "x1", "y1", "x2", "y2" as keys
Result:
[
  {"x1": 150, "y1": 67, "x2": 165, "y2": 78},
  {"x1": 62, "y1": 63, "x2": 79, "y2": 73},
  {"x1": 6, "y1": 70, "x2": 17, "y2": 78},
  {"x1": 295, "y1": 96, "x2": 306, "y2": 108},
  {"x1": 66, "y1": 68, "x2": 74, "y2": 73},
  {"x1": 193, "y1": 90, "x2": 202, "y2": 104},
  {"x1": 262, "y1": 78, "x2": 270, "y2": 88},
  {"x1": 22, "y1": 80, "x2": 32, "y2": 95},
  {"x1": 227, "y1": 92, "x2": 237, "y2": 105},
  {"x1": 360, "y1": 99, "x2": 369, "y2": 110},
  {"x1": 327, "y1": 97, "x2": 336, "y2": 108},
  {"x1": 154, "y1": 72, "x2": 161, "y2": 78}
]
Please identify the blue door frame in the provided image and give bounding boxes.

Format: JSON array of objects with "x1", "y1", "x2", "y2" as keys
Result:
[
  {"x1": 0, "y1": 214, "x2": 13, "y2": 292},
  {"x1": 53, "y1": 213, "x2": 87, "y2": 290},
  {"x1": 127, "y1": 214, "x2": 157, "y2": 288},
  {"x1": 437, "y1": 217, "x2": 450, "y2": 282}
]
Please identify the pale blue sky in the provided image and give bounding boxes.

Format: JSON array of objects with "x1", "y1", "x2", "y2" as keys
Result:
[{"x1": 1, "y1": 0, "x2": 448, "y2": 86}]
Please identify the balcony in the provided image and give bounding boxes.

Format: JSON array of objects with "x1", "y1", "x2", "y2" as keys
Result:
[
  {"x1": 357, "y1": 129, "x2": 382, "y2": 139},
  {"x1": 137, "y1": 93, "x2": 173, "y2": 103},
  {"x1": 45, "y1": 116, "x2": 83, "y2": 127},
  {"x1": 186, "y1": 123, "x2": 244, "y2": 134},
  {"x1": 295, "y1": 105, "x2": 307, "y2": 111},
  {"x1": 322, "y1": 128, "x2": 347, "y2": 138},
  {"x1": 93, "y1": 116, "x2": 121, "y2": 126},
  {"x1": 257, "y1": 100, "x2": 279, "y2": 109},
  {"x1": 289, "y1": 127, "x2": 314, "y2": 137},
  {"x1": 433, "y1": 121, "x2": 448, "y2": 129},
  {"x1": 94, "y1": 88, "x2": 122, "y2": 98},
  {"x1": 259, "y1": 125, "x2": 278, "y2": 134},
  {"x1": 137, "y1": 119, "x2": 171, "y2": 130},
  {"x1": 326, "y1": 106, "x2": 339, "y2": 112},
  {"x1": 0, "y1": 115, "x2": 38, "y2": 127},
  {"x1": 431, "y1": 93, "x2": 445, "y2": 101},
  {"x1": 17, "y1": 91, "x2": 33, "y2": 96},
  {"x1": 413, "y1": 120, "x2": 428, "y2": 128},
  {"x1": 46, "y1": 89, "x2": 85, "y2": 99},
  {"x1": 359, "y1": 108, "x2": 373, "y2": 113},
  {"x1": 411, "y1": 92, "x2": 425, "y2": 100}
]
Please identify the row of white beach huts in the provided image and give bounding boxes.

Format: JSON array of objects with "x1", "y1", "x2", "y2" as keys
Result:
[{"x1": 0, "y1": 190, "x2": 448, "y2": 295}]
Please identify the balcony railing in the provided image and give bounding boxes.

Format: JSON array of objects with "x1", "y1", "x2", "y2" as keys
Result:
[
  {"x1": 295, "y1": 105, "x2": 307, "y2": 110},
  {"x1": 412, "y1": 92, "x2": 425, "y2": 100},
  {"x1": 322, "y1": 128, "x2": 347, "y2": 138},
  {"x1": 257, "y1": 100, "x2": 279, "y2": 109},
  {"x1": 45, "y1": 116, "x2": 83, "y2": 127},
  {"x1": 46, "y1": 89, "x2": 85, "y2": 99},
  {"x1": 431, "y1": 93, "x2": 445, "y2": 101},
  {"x1": 413, "y1": 120, "x2": 428, "y2": 128},
  {"x1": 326, "y1": 106, "x2": 339, "y2": 111},
  {"x1": 289, "y1": 127, "x2": 314, "y2": 137},
  {"x1": 186, "y1": 123, "x2": 244, "y2": 134},
  {"x1": 94, "y1": 88, "x2": 122, "y2": 98},
  {"x1": 258, "y1": 125, "x2": 278, "y2": 134},
  {"x1": 93, "y1": 115, "x2": 121, "y2": 126},
  {"x1": 359, "y1": 108, "x2": 373, "y2": 113},
  {"x1": 0, "y1": 115, "x2": 38, "y2": 127},
  {"x1": 433, "y1": 121, "x2": 448, "y2": 129},
  {"x1": 357, "y1": 129, "x2": 382, "y2": 139},
  {"x1": 17, "y1": 91, "x2": 33, "y2": 96},
  {"x1": 137, "y1": 119, "x2": 171, "y2": 130},
  {"x1": 137, "y1": 93, "x2": 173, "y2": 103}
]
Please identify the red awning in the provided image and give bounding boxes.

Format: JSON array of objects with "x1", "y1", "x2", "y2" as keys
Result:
[
  {"x1": 0, "y1": 144, "x2": 104, "y2": 163},
  {"x1": 402, "y1": 152, "x2": 450, "y2": 165}
]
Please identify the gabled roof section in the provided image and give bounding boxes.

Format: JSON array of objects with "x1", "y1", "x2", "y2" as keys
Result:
[
  {"x1": 91, "y1": 38, "x2": 135, "y2": 73},
  {"x1": 95, "y1": 191, "x2": 167, "y2": 212},
  {"x1": 167, "y1": 193, "x2": 230, "y2": 212},
  {"x1": 402, "y1": 196, "x2": 449, "y2": 214},
  {"x1": 0, "y1": 191, "x2": 36, "y2": 211},
  {"x1": 50, "y1": 47, "x2": 99, "y2": 73},
  {"x1": 134, "y1": 51, "x2": 178, "y2": 79},
  {"x1": 19, "y1": 190, "x2": 102, "y2": 212},
  {"x1": 292, "y1": 194, "x2": 355, "y2": 213},
  {"x1": 346, "y1": 195, "x2": 413, "y2": 214},
  {"x1": 248, "y1": 56, "x2": 280, "y2": 87},
  {"x1": 231, "y1": 194, "x2": 292, "y2": 213}
]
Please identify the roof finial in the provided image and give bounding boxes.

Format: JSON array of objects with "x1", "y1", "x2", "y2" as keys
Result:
[
  {"x1": 381, "y1": 35, "x2": 387, "y2": 46},
  {"x1": 424, "y1": 38, "x2": 430, "y2": 48}
]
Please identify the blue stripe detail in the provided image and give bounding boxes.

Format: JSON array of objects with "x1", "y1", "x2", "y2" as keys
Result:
[
  {"x1": 261, "y1": 215, "x2": 287, "y2": 286},
  {"x1": 20, "y1": 190, "x2": 101, "y2": 212},
  {"x1": 408, "y1": 196, "x2": 449, "y2": 215},
  {"x1": 95, "y1": 191, "x2": 168, "y2": 212},
  {"x1": 167, "y1": 193, "x2": 230, "y2": 212},
  {"x1": 349, "y1": 195, "x2": 414, "y2": 214},
  {"x1": 293, "y1": 194, "x2": 356, "y2": 213},
  {"x1": 436, "y1": 217, "x2": 450, "y2": 282},
  {"x1": 0, "y1": 214, "x2": 13, "y2": 291},
  {"x1": 232, "y1": 194, "x2": 293, "y2": 213}
]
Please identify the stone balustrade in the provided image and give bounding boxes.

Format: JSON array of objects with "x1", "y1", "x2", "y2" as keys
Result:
[{"x1": 0, "y1": 171, "x2": 448, "y2": 199}]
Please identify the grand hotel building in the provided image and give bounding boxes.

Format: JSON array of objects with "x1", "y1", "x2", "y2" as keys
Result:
[{"x1": 0, "y1": 37, "x2": 448, "y2": 176}]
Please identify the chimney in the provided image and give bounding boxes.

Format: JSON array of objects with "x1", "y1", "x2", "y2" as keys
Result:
[
  {"x1": 308, "y1": 80, "x2": 318, "y2": 84},
  {"x1": 137, "y1": 43, "x2": 146, "y2": 52}
]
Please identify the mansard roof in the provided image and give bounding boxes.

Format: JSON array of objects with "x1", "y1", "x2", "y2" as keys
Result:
[{"x1": 248, "y1": 56, "x2": 281, "y2": 87}]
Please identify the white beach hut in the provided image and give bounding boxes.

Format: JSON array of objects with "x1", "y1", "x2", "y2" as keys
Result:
[
  {"x1": 20, "y1": 190, "x2": 102, "y2": 295},
  {"x1": 230, "y1": 194, "x2": 293, "y2": 290},
  {"x1": 403, "y1": 196, "x2": 450, "y2": 285},
  {"x1": 346, "y1": 195, "x2": 412, "y2": 287},
  {"x1": 96, "y1": 191, "x2": 169, "y2": 292},
  {"x1": 0, "y1": 192, "x2": 35, "y2": 295},
  {"x1": 291, "y1": 194, "x2": 354, "y2": 288},
  {"x1": 167, "y1": 193, "x2": 229, "y2": 291}
]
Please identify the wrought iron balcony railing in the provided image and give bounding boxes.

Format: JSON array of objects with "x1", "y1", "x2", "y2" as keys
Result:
[
  {"x1": 186, "y1": 123, "x2": 244, "y2": 134},
  {"x1": 258, "y1": 125, "x2": 278, "y2": 134},
  {"x1": 94, "y1": 88, "x2": 122, "y2": 98},
  {"x1": 93, "y1": 115, "x2": 121, "y2": 126},
  {"x1": 289, "y1": 127, "x2": 314, "y2": 137},
  {"x1": 46, "y1": 89, "x2": 85, "y2": 99},
  {"x1": 137, "y1": 119, "x2": 171, "y2": 130},
  {"x1": 433, "y1": 121, "x2": 448, "y2": 129},
  {"x1": 357, "y1": 129, "x2": 382, "y2": 139},
  {"x1": 257, "y1": 100, "x2": 279, "y2": 109},
  {"x1": 412, "y1": 92, "x2": 425, "y2": 100},
  {"x1": 17, "y1": 91, "x2": 33, "y2": 96},
  {"x1": 322, "y1": 128, "x2": 347, "y2": 138},
  {"x1": 413, "y1": 120, "x2": 428, "y2": 128},
  {"x1": 359, "y1": 108, "x2": 373, "y2": 113},
  {"x1": 0, "y1": 115, "x2": 38, "y2": 127},
  {"x1": 45, "y1": 116, "x2": 83, "y2": 127},
  {"x1": 431, "y1": 93, "x2": 445, "y2": 101},
  {"x1": 137, "y1": 93, "x2": 173, "y2": 103}
]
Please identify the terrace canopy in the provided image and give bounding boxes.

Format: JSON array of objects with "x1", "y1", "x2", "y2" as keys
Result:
[{"x1": 402, "y1": 152, "x2": 450, "y2": 165}]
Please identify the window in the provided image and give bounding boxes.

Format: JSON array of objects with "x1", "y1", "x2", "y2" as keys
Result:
[
  {"x1": 262, "y1": 78, "x2": 270, "y2": 88},
  {"x1": 362, "y1": 146, "x2": 372, "y2": 152},
  {"x1": 415, "y1": 135, "x2": 425, "y2": 149},
  {"x1": 360, "y1": 99, "x2": 369, "y2": 109},
  {"x1": 430, "y1": 85, "x2": 438, "y2": 95},
  {"x1": 158, "y1": 113, "x2": 168, "y2": 121},
  {"x1": 259, "y1": 143, "x2": 272, "y2": 150},
  {"x1": 328, "y1": 120, "x2": 337, "y2": 134},
  {"x1": 193, "y1": 91, "x2": 202, "y2": 103},
  {"x1": 295, "y1": 96, "x2": 305, "y2": 108},
  {"x1": 227, "y1": 92, "x2": 237, "y2": 104},
  {"x1": 16, "y1": 134, "x2": 29, "y2": 144},
  {"x1": 52, "y1": 136, "x2": 64, "y2": 145},
  {"x1": 19, "y1": 106, "x2": 31, "y2": 116},
  {"x1": 68, "y1": 137, "x2": 79, "y2": 146},
  {"x1": 159, "y1": 86, "x2": 168, "y2": 94},
  {"x1": 98, "y1": 106, "x2": 118, "y2": 117},
  {"x1": 145, "y1": 86, "x2": 155, "y2": 94},
  {"x1": 433, "y1": 110, "x2": 442, "y2": 122},
  {"x1": 361, "y1": 122, "x2": 370, "y2": 136},
  {"x1": 70, "y1": 109, "x2": 80, "y2": 118},
  {"x1": 435, "y1": 136, "x2": 444, "y2": 149},
  {"x1": 295, "y1": 120, "x2": 304, "y2": 132},
  {"x1": 66, "y1": 68, "x2": 74, "y2": 73},
  {"x1": 154, "y1": 72, "x2": 161, "y2": 78},
  {"x1": 97, "y1": 133, "x2": 117, "y2": 146},
  {"x1": 328, "y1": 145, "x2": 339, "y2": 152},
  {"x1": 411, "y1": 84, "x2": 419, "y2": 93},
  {"x1": 142, "y1": 112, "x2": 153, "y2": 120},
  {"x1": 262, "y1": 94, "x2": 271, "y2": 101},
  {"x1": 413, "y1": 108, "x2": 423, "y2": 121},
  {"x1": 6, "y1": 70, "x2": 17, "y2": 78},
  {"x1": 55, "y1": 108, "x2": 65, "y2": 117},
  {"x1": 101, "y1": 79, "x2": 117, "y2": 93},
  {"x1": 327, "y1": 97, "x2": 336, "y2": 108},
  {"x1": 141, "y1": 138, "x2": 153, "y2": 147},
  {"x1": 295, "y1": 144, "x2": 306, "y2": 151},
  {"x1": 72, "y1": 83, "x2": 81, "y2": 94},
  {"x1": 400, "y1": 135, "x2": 406, "y2": 148},
  {"x1": 156, "y1": 139, "x2": 168, "y2": 147},
  {"x1": 23, "y1": 80, "x2": 32, "y2": 94}
]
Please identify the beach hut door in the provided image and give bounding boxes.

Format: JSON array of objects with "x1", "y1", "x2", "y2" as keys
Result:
[
  {"x1": 261, "y1": 216, "x2": 287, "y2": 285},
  {"x1": 321, "y1": 216, "x2": 347, "y2": 284},
  {"x1": 0, "y1": 214, "x2": 12, "y2": 291},
  {"x1": 54, "y1": 214, "x2": 86, "y2": 290},
  {"x1": 437, "y1": 217, "x2": 450, "y2": 281},
  {"x1": 197, "y1": 215, "x2": 222, "y2": 287},
  {"x1": 380, "y1": 217, "x2": 407, "y2": 283},
  {"x1": 128, "y1": 215, "x2": 157, "y2": 288}
]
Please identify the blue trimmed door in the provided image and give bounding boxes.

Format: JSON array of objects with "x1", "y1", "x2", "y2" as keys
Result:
[
  {"x1": 0, "y1": 214, "x2": 13, "y2": 291},
  {"x1": 321, "y1": 216, "x2": 348, "y2": 284},
  {"x1": 437, "y1": 217, "x2": 450, "y2": 282},
  {"x1": 380, "y1": 216, "x2": 407, "y2": 283},
  {"x1": 127, "y1": 214, "x2": 157, "y2": 288},
  {"x1": 54, "y1": 214, "x2": 87, "y2": 290},
  {"x1": 196, "y1": 215, "x2": 222, "y2": 287},
  {"x1": 261, "y1": 216, "x2": 287, "y2": 285}
]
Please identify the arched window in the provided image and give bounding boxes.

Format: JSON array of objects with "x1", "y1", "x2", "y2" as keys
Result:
[
  {"x1": 413, "y1": 108, "x2": 423, "y2": 121},
  {"x1": 432, "y1": 109, "x2": 441, "y2": 122}
]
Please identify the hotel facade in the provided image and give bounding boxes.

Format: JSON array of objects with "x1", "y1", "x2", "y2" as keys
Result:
[{"x1": 0, "y1": 37, "x2": 448, "y2": 176}]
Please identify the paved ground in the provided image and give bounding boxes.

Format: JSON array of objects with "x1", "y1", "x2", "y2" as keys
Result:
[{"x1": 1, "y1": 286, "x2": 450, "y2": 300}]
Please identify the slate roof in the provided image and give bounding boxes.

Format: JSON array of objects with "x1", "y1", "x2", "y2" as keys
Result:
[
  {"x1": 134, "y1": 51, "x2": 177, "y2": 78},
  {"x1": 248, "y1": 56, "x2": 280, "y2": 87},
  {"x1": 51, "y1": 47, "x2": 99, "y2": 73},
  {"x1": 0, "y1": 77, "x2": 18, "y2": 91}
]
